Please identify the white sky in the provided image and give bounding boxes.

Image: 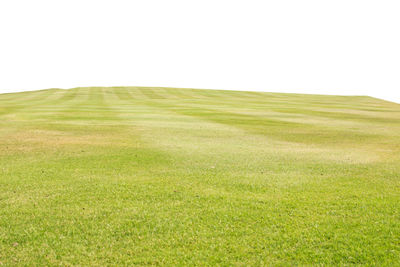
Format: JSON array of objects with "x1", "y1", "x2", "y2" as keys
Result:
[{"x1": 1, "y1": 0, "x2": 399, "y2": 103}]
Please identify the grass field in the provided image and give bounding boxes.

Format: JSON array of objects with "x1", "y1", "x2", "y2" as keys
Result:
[{"x1": 1, "y1": 87, "x2": 400, "y2": 265}]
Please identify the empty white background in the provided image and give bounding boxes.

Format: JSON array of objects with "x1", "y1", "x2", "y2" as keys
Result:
[{"x1": 0, "y1": 0, "x2": 399, "y2": 103}]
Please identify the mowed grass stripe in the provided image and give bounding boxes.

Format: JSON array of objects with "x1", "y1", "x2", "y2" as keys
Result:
[
  {"x1": 161, "y1": 87, "x2": 196, "y2": 99},
  {"x1": 110, "y1": 87, "x2": 134, "y2": 101},
  {"x1": 0, "y1": 89, "x2": 64, "y2": 116},
  {"x1": 137, "y1": 87, "x2": 165, "y2": 99}
]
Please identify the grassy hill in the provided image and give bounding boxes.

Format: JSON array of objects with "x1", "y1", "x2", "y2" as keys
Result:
[{"x1": 1, "y1": 87, "x2": 400, "y2": 265}]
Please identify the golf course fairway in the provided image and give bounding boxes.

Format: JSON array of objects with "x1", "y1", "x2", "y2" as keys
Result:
[{"x1": 1, "y1": 87, "x2": 399, "y2": 265}]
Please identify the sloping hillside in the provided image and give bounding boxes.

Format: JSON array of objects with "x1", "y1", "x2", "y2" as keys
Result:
[{"x1": 1, "y1": 87, "x2": 400, "y2": 265}]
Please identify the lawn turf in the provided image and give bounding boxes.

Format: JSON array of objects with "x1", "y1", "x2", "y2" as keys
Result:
[{"x1": 1, "y1": 87, "x2": 400, "y2": 265}]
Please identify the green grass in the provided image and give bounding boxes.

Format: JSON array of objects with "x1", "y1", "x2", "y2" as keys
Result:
[{"x1": 1, "y1": 87, "x2": 400, "y2": 266}]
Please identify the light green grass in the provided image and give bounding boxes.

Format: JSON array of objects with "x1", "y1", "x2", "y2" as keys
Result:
[{"x1": 1, "y1": 87, "x2": 400, "y2": 266}]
